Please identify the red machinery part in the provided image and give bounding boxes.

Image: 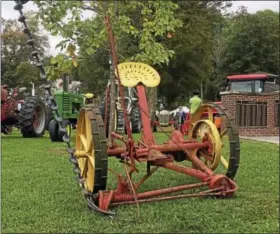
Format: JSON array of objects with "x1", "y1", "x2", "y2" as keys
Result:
[
  {"x1": 94, "y1": 84, "x2": 238, "y2": 213},
  {"x1": 71, "y1": 13, "x2": 239, "y2": 216}
]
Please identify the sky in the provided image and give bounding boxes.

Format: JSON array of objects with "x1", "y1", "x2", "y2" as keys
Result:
[{"x1": 1, "y1": 1, "x2": 279, "y2": 56}]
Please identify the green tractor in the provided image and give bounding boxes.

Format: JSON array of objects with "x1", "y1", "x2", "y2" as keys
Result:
[{"x1": 48, "y1": 76, "x2": 85, "y2": 142}]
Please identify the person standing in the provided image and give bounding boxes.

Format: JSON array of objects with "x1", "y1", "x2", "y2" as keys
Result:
[{"x1": 189, "y1": 90, "x2": 202, "y2": 115}]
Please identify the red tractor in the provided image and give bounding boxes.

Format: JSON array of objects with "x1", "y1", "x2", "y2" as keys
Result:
[
  {"x1": 221, "y1": 73, "x2": 279, "y2": 93},
  {"x1": 1, "y1": 82, "x2": 47, "y2": 137}
]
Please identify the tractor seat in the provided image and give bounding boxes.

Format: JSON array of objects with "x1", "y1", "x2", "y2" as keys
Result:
[
  {"x1": 115, "y1": 62, "x2": 161, "y2": 88},
  {"x1": 84, "y1": 93, "x2": 94, "y2": 99}
]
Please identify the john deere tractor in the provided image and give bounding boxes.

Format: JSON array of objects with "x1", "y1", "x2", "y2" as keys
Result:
[{"x1": 47, "y1": 76, "x2": 84, "y2": 142}]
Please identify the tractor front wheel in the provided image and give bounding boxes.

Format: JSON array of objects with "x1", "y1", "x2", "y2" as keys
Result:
[
  {"x1": 49, "y1": 119, "x2": 72, "y2": 142},
  {"x1": 58, "y1": 120, "x2": 72, "y2": 141},
  {"x1": 49, "y1": 119, "x2": 59, "y2": 142},
  {"x1": 18, "y1": 96, "x2": 47, "y2": 138}
]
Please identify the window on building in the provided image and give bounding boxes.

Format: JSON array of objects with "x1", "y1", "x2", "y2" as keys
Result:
[{"x1": 236, "y1": 101, "x2": 267, "y2": 127}]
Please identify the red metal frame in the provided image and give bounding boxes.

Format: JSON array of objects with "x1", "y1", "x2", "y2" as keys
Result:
[
  {"x1": 179, "y1": 110, "x2": 221, "y2": 135},
  {"x1": 99, "y1": 83, "x2": 237, "y2": 212},
  {"x1": 98, "y1": 14, "x2": 238, "y2": 214}
]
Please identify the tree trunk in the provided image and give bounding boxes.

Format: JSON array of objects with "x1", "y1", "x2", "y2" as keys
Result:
[{"x1": 147, "y1": 87, "x2": 157, "y2": 119}]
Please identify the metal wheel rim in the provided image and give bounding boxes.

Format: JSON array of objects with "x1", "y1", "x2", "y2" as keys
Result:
[
  {"x1": 75, "y1": 109, "x2": 95, "y2": 192},
  {"x1": 189, "y1": 103, "x2": 240, "y2": 179},
  {"x1": 191, "y1": 119, "x2": 222, "y2": 170},
  {"x1": 33, "y1": 105, "x2": 46, "y2": 134}
]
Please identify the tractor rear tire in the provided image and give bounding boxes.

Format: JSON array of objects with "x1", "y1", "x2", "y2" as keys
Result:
[
  {"x1": 49, "y1": 119, "x2": 59, "y2": 142},
  {"x1": 18, "y1": 96, "x2": 47, "y2": 138},
  {"x1": 131, "y1": 106, "x2": 141, "y2": 133}
]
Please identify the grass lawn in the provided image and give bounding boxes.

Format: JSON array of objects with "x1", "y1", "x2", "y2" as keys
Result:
[{"x1": 1, "y1": 130, "x2": 279, "y2": 233}]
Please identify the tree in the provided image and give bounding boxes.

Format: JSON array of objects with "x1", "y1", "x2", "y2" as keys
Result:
[
  {"x1": 34, "y1": 1, "x2": 182, "y2": 65},
  {"x1": 1, "y1": 14, "x2": 50, "y2": 87},
  {"x1": 157, "y1": 1, "x2": 232, "y2": 106},
  {"x1": 222, "y1": 9, "x2": 279, "y2": 75},
  {"x1": 33, "y1": 0, "x2": 183, "y2": 117}
]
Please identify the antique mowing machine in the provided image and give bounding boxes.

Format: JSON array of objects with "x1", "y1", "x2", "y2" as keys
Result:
[
  {"x1": 71, "y1": 17, "x2": 240, "y2": 215},
  {"x1": 13, "y1": 0, "x2": 240, "y2": 216},
  {"x1": 74, "y1": 63, "x2": 239, "y2": 214}
]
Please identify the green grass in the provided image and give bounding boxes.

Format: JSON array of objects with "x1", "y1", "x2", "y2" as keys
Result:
[{"x1": 1, "y1": 130, "x2": 279, "y2": 233}]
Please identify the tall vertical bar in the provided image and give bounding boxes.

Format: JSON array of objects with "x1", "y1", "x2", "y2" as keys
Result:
[{"x1": 136, "y1": 85, "x2": 155, "y2": 146}]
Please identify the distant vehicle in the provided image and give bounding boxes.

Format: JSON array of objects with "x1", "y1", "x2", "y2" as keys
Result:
[{"x1": 221, "y1": 73, "x2": 279, "y2": 94}]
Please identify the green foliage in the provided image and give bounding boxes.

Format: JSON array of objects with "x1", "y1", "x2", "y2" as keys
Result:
[
  {"x1": 29, "y1": 1, "x2": 279, "y2": 106},
  {"x1": 157, "y1": 1, "x2": 230, "y2": 107},
  {"x1": 222, "y1": 9, "x2": 279, "y2": 75},
  {"x1": 1, "y1": 14, "x2": 50, "y2": 87},
  {"x1": 15, "y1": 62, "x2": 40, "y2": 86},
  {"x1": 76, "y1": 48, "x2": 110, "y2": 95},
  {"x1": 33, "y1": 0, "x2": 182, "y2": 66},
  {"x1": 46, "y1": 54, "x2": 75, "y2": 81}
]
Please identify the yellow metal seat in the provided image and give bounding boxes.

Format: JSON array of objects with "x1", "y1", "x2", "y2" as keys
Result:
[
  {"x1": 115, "y1": 62, "x2": 161, "y2": 87},
  {"x1": 84, "y1": 93, "x2": 94, "y2": 99}
]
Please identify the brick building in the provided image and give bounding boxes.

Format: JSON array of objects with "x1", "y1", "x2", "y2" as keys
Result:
[{"x1": 221, "y1": 92, "x2": 279, "y2": 136}]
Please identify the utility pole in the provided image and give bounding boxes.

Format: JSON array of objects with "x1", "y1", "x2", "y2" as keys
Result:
[
  {"x1": 30, "y1": 82, "x2": 35, "y2": 96},
  {"x1": 200, "y1": 82, "x2": 203, "y2": 100}
]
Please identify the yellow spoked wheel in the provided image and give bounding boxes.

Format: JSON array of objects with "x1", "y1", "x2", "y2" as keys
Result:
[
  {"x1": 75, "y1": 107, "x2": 108, "y2": 193},
  {"x1": 189, "y1": 103, "x2": 240, "y2": 179},
  {"x1": 191, "y1": 120, "x2": 222, "y2": 171}
]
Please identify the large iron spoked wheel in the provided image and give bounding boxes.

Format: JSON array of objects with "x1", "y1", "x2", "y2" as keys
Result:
[
  {"x1": 75, "y1": 107, "x2": 108, "y2": 193},
  {"x1": 19, "y1": 96, "x2": 47, "y2": 138},
  {"x1": 191, "y1": 120, "x2": 222, "y2": 171},
  {"x1": 189, "y1": 103, "x2": 240, "y2": 179}
]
